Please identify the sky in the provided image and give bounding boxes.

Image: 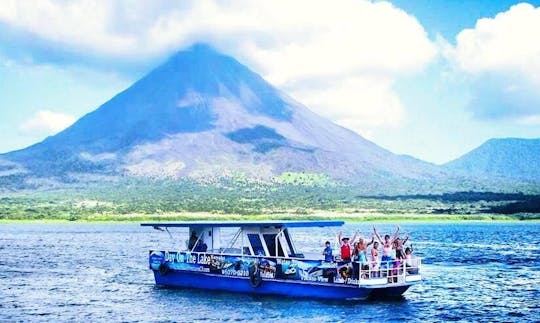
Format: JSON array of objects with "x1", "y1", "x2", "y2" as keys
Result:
[{"x1": 1, "y1": 0, "x2": 539, "y2": 164}]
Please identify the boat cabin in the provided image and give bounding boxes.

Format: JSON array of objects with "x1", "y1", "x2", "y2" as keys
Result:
[{"x1": 142, "y1": 220, "x2": 344, "y2": 259}]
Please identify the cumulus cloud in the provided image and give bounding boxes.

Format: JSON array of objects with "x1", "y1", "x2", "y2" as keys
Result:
[
  {"x1": 20, "y1": 110, "x2": 76, "y2": 135},
  {"x1": 0, "y1": 0, "x2": 437, "y2": 134},
  {"x1": 449, "y1": 3, "x2": 540, "y2": 122},
  {"x1": 291, "y1": 75, "x2": 404, "y2": 130},
  {"x1": 453, "y1": 3, "x2": 540, "y2": 80}
]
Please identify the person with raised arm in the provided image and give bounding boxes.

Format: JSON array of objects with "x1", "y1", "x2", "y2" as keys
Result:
[
  {"x1": 394, "y1": 234, "x2": 409, "y2": 260},
  {"x1": 354, "y1": 236, "x2": 374, "y2": 265},
  {"x1": 354, "y1": 235, "x2": 374, "y2": 278},
  {"x1": 373, "y1": 226, "x2": 400, "y2": 278},
  {"x1": 338, "y1": 230, "x2": 358, "y2": 263},
  {"x1": 370, "y1": 239, "x2": 380, "y2": 277}
]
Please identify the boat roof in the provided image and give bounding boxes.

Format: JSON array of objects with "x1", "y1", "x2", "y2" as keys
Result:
[{"x1": 140, "y1": 220, "x2": 344, "y2": 228}]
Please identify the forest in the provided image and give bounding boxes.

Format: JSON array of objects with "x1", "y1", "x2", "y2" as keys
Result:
[{"x1": 1, "y1": 178, "x2": 539, "y2": 221}]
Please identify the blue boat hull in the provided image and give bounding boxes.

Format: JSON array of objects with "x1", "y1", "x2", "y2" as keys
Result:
[
  {"x1": 368, "y1": 284, "x2": 411, "y2": 299},
  {"x1": 153, "y1": 270, "x2": 409, "y2": 300}
]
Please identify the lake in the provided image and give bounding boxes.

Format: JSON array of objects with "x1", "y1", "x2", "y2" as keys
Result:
[{"x1": 1, "y1": 222, "x2": 538, "y2": 322}]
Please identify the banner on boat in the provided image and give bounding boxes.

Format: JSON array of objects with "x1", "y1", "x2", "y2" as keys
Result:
[{"x1": 149, "y1": 251, "x2": 359, "y2": 284}]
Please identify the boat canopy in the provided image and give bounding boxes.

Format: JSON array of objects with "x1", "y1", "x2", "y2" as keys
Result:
[{"x1": 140, "y1": 220, "x2": 344, "y2": 228}]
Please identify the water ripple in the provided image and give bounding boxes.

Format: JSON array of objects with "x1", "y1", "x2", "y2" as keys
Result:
[{"x1": 0, "y1": 222, "x2": 538, "y2": 322}]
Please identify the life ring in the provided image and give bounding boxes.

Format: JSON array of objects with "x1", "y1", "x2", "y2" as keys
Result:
[
  {"x1": 158, "y1": 262, "x2": 170, "y2": 276},
  {"x1": 248, "y1": 263, "x2": 262, "y2": 288},
  {"x1": 339, "y1": 266, "x2": 353, "y2": 279}
]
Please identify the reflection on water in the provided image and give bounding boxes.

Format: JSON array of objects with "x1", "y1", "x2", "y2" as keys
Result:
[{"x1": 0, "y1": 222, "x2": 538, "y2": 322}]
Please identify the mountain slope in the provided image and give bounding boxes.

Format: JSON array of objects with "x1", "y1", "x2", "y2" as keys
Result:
[
  {"x1": 1, "y1": 44, "x2": 445, "y2": 184},
  {"x1": 445, "y1": 138, "x2": 540, "y2": 181}
]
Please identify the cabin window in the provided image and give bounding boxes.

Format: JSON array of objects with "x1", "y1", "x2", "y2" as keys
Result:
[
  {"x1": 263, "y1": 234, "x2": 285, "y2": 257},
  {"x1": 283, "y1": 229, "x2": 295, "y2": 256},
  {"x1": 247, "y1": 234, "x2": 266, "y2": 256}
]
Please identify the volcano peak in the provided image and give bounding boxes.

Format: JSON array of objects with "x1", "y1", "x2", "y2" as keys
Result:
[{"x1": 1, "y1": 45, "x2": 442, "y2": 184}]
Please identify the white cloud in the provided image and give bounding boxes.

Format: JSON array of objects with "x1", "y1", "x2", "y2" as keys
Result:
[
  {"x1": 449, "y1": 3, "x2": 540, "y2": 121},
  {"x1": 0, "y1": 0, "x2": 437, "y2": 134},
  {"x1": 20, "y1": 110, "x2": 76, "y2": 135},
  {"x1": 453, "y1": 3, "x2": 540, "y2": 82},
  {"x1": 517, "y1": 114, "x2": 540, "y2": 125},
  {"x1": 290, "y1": 76, "x2": 404, "y2": 130}
]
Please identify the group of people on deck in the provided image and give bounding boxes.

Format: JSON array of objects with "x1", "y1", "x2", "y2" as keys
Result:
[{"x1": 323, "y1": 226, "x2": 416, "y2": 280}]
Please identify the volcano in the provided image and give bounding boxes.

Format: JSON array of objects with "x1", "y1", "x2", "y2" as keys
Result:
[{"x1": 1, "y1": 44, "x2": 444, "y2": 184}]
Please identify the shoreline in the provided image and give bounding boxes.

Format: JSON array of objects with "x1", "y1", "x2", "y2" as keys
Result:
[{"x1": 1, "y1": 211, "x2": 538, "y2": 223}]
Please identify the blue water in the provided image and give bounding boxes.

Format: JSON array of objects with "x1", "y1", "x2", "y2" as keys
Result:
[{"x1": 1, "y1": 222, "x2": 538, "y2": 322}]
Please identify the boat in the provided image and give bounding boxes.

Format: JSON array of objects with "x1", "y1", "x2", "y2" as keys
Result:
[{"x1": 141, "y1": 220, "x2": 422, "y2": 300}]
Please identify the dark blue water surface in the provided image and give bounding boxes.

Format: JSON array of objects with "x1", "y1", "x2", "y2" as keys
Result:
[{"x1": 1, "y1": 222, "x2": 538, "y2": 322}]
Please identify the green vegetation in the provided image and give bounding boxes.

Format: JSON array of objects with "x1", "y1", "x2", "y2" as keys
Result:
[
  {"x1": 1, "y1": 179, "x2": 539, "y2": 221},
  {"x1": 276, "y1": 172, "x2": 334, "y2": 186},
  {"x1": 0, "y1": 212, "x2": 533, "y2": 223}
]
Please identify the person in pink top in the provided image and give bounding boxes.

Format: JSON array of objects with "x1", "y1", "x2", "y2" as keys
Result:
[
  {"x1": 373, "y1": 226, "x2": 400, "y2": 278},
  {"x1": 370, "y1": 240, "x2": 380, "y2": 277}
]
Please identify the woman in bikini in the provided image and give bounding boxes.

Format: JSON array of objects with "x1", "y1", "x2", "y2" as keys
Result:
[
  {"x1": 391, "y1": 235, "x2": 411, "y2": 281},
  {"x1": 373, "y1": 226, "x2": 400, "y2": 279}
]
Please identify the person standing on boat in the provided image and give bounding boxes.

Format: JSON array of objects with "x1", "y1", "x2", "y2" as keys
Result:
[
  {"x1": 338, "y1": 230, "x2": 358, "y2": 263},
  {"x1": 373, "y1": 226, "x2": 400, "y2": 276},
  {"x1": 404, "y1": 246, "x2": 417, "y2": 274},
  {"x1": 371, "y1": 240, "x2": 380, "y2": 277},
  {"x1": 356, "y1": 236, "x2": 374, "y2": 269},
  {"x1": 323, "y1": 241, "x2": 333, "y2": 262},
  {"x1": 354, "y1": 236, "x2": 374, "y2": 261},
  {"x1": 394, "y1": 235, "x2": 409, "y2": 260}
]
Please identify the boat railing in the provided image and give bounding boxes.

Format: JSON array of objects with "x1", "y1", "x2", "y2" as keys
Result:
[
  {"x1": 356, "y1": 258, "x2": 422, "y2": 286},
  {"x1": 157, "y1": 249, "x2": 421, "y2": 286}
]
